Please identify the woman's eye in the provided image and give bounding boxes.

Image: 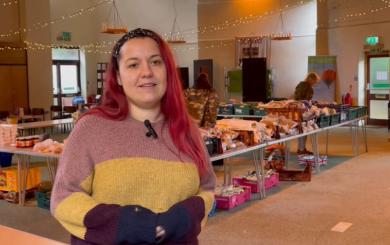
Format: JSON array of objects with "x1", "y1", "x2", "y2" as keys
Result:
[
  {"x1": 128, "y1": 63, "x2": 138, "y2": 68},
  {"x1": 151, "y1": 59, "x2": 163, "y2": 66}
]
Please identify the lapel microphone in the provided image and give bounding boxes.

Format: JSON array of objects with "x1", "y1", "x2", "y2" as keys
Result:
[{"x1": 144, "y1": 120, "x2": 158, "y2": 139}]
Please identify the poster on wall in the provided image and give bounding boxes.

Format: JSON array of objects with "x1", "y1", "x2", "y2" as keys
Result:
[{"x1": 308, "y1": 56, "x2": 337, "y2": 102}]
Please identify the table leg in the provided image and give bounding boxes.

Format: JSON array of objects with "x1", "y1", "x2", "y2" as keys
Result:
[
  {"x1": 223, "y1": 158, "x2": 231, "y2": 186},
  {"x1": 17, "y1": 155, "x2": 30, "y2": 206},
  {"x1": 252, "y1": 149, "x2": 265, "y2": 199},
  {"x1": 46, "y1": 158, "x2": 58, "y2": 184},
  {"x1": 361, "y1": 118, "x2": 368, "y2": 152},
  {"x1": 311, "y1": 133, "x2": 320, "y2": 173},
  {"x1": 325, "y1": 129, "x2": 329, "y2": 156},
  {"x1": 353, "y1": 121, "x2": 359, "y2": 156},
  {"x1": 284, "y1": 141, "x2": 290, "y2": 169}
]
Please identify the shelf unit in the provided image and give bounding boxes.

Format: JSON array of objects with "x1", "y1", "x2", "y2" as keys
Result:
[{"x1": 96, "y1": 62, "x2": 108, "y2": 96}]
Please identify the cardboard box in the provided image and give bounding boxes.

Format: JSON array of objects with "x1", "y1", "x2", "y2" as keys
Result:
[{"x1": 0, "y1": 166, "x2": 41, "y2": 192}]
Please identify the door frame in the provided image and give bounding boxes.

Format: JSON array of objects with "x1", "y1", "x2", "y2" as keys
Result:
[
  {"x1": 52, "y1": 60, "x2": 81, "y2": 108},
  {"x1": 365, "y1": 51, "x2": 389, "y2": 126}
]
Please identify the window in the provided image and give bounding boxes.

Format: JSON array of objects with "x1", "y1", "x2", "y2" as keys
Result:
[{"x1": 52, "y1": 48, "x2": 81, "y2": 107}]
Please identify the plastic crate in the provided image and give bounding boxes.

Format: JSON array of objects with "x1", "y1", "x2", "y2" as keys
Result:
[
  {"x1": 347, "y1": 108, "x2": 359, "y2": 120},
  {"x1": 330, "y1": 113, "x2": 341, "y2": 126},
  {"x1": 208, "y1": 200, "x2": 217, "y2": 217},
  {"x1": 316, "y1": 115, "x2": 331, "y2": 128},
  {"x1": 355, "y1": 106, "x2": 367, "y2": 118},
  {"x1": 252, "y1": 108, "x2": 267, "y2": 116},
  {"x1": 35, "y1": 191, "x2": 50, "y2": 210},
  {"x1": 0, "y1": 152, "x2": 13, "y2": 168},
  {"x1": 232, "y1": 172, "x2": 279, "y2": 193},
  {"x1": 215, "y1": 186, "x2": 251, "y2": 210},
  {"x1": 234, "y1": 104, "x2": 250, "y2": 115},
  {"x1": 318, "y1": 104, "x2": 350, "y2": 122},
  {"x1": 218, "y1": 103, "x2": 234, "y2": 115}
]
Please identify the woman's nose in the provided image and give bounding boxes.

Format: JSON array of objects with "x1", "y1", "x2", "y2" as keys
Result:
[{"x1": 140, "y1": 62, "x2": 152, "y2": 77}]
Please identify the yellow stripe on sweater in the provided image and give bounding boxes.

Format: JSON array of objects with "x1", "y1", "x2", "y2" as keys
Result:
[
  {"x1": 92, "y1": 157, "x2": 200, "y2": 213},
  {"x1": 54, "y1": 192, "x2": 99, "y2": 239}
]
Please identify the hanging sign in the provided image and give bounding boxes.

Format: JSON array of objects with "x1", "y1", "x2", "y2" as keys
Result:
[{"x1": 57, "y1": 32, "x2": 72, "y2": 41}]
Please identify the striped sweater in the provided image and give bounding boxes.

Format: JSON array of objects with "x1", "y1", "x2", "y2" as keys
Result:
[{"x1": 51, "y1": 115, "x2": 216, "y2": 245}]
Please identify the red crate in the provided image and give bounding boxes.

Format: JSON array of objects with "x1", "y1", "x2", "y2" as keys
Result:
[
  {"x1": 215, "y1": 186, "x2": 251, "y2": 210},
  {"x1": 232, "y1": 172, "x2": 280, "y2": 193}
]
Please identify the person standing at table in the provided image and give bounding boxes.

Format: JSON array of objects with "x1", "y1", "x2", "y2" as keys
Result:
[
  {"x1": 184, "y1": 72, "x2": 219, "y2": 129},
  {"x1": 51, "y1": 28, "x2": 216, "y2": 245},
  {"x1": 294, "y1": 72, "x2": 320, "y2": 154}
]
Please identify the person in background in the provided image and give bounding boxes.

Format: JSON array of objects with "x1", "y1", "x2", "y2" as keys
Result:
[
  {"x1": 184, "y1": 72, "x2": 219, "y2": 129},
  {"x1": 51, "y1": 28, "x2": 216, "y2": 245},
  {"x1": 294, "y1": 72, "x2": 320, "y2": 154}
]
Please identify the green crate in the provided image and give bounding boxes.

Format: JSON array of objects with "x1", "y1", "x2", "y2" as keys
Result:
[
  {"x1": 316, "y1": 115, "x2": 331, "y2": 128},
  {"x1": 218, "y1": 104, "x2": 234, "y2": 115},
  {"x1": 330, "y1": 113, "x2": 341, "y2": 125},
  {"x1": 347, "y1": 108, "x2": 359, "y2": 120},
  {"x1": 234, "y1": 104, "x2": 250, "y2": 115},
  {"x1": 252, "y1": 108, "x2": 267, "y2": 116},
  {"x1": 35, "y1": 191, "x2": 50, "y2": 210},
  {"x1": 356, "y1": 106, "x2": 367, "y2": 118}
]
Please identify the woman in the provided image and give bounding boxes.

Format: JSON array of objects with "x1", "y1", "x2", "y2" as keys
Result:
[
  {"x1": 294, "y1": 72, "x2": 320, "y2": 154},
  {"x1": 184, "y1": 72, "x2": 219, "y2": 129},
  {"x1": 51, "y1": 28, "x2": 216, "y2": 245}
]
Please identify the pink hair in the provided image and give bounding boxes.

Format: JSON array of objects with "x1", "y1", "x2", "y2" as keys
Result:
[{"x1": 85, "y1": 29, "x2": 208, "y2": 175}]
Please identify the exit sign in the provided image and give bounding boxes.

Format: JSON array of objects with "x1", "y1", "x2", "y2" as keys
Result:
[{"x1": 365, "y1": 36, "x2": 379, "y2": 46}]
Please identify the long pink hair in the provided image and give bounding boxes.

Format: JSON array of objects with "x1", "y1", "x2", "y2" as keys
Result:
[{"x1": 85, "y1": 28, "x2": 208, "y2": 175}]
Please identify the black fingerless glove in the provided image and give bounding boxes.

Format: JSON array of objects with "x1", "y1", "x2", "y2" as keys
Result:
[
  {"x1": 157, "y1": 196, "x2": 205, "y2": 243},
  {"x1": 115, "y1": 205, "x2": 158, "y2": 244}
]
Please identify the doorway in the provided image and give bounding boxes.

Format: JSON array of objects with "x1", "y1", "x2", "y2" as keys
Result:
[
  {"x1": 366, "y1": 53, "x2": 389, "y2": 126},
  {"x1": 52, "y1": 48, "x2": 81, "y2": 108}
]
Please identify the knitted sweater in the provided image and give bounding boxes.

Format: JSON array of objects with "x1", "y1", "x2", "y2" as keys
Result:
[
  {"x1": 294, "y1": 81, "x2": 313, "y2": 101},
  {"x1": 51, "y1": 115, "x2": 216, "y2": 245}
]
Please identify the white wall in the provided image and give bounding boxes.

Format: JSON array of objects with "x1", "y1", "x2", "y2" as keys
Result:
[
  {"x1": 94, "y1": 0, "x2": 199, "y2": 85},
  {"x1": 198, "y1": 0, "x2": 317, "y2": 100},
  {"x1": 23, "y1": 0, "x2": 53, "y2": 114},
  {"x1": 327, "y1": 0, "x2": 390, "y2": 105},
  {"x1": 49, "y1": 0, "x2": 99, "y2": 98},
  {"x1": 0, "y1": 2, "x2": 20, "y2": 43},
  {"x1": 13, "y1": 0, "x2": 198, "y2": 112}
]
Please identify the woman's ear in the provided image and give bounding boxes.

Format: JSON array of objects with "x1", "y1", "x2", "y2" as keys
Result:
[{"x1": 117, "y1": 74, "x2": 123, "y2": 86}]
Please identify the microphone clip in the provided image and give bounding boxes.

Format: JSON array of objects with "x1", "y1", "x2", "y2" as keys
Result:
[{"x1": 144, "y1": 120, "x2": 158, "y2": 139}]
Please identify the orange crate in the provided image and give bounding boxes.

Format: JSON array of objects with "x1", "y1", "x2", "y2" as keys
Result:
[{"x1": 0, "y1": 165, "x2": 41, "y2": 192}]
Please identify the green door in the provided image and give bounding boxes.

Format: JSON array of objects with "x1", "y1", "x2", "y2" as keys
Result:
[{"x1": 368, "y1": 56, "x2": 390, "y2": 125}]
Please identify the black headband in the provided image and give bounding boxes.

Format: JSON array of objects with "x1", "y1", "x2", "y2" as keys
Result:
[{"x1": 112, "y1": 28, "x2": 161, "y2": 59}]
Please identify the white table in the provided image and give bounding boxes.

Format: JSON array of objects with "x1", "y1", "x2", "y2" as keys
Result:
[
  {"x1": 0, "y1": 145, "x2": 60, "y2": 205},
  {"x1": 210, "y1": 116, "x2": 368, "y2": 199},
  {"x1": 17, "y1": 118, "x2": 74, "y2": 136}
]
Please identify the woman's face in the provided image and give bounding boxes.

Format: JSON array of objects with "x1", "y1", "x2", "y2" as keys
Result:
[{"x1": 117, "y1": 37, "x2": 167, "y2": 111}]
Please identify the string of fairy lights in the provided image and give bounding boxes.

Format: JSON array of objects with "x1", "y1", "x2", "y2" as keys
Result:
[
  {"x1": 0, "y1": 0, "x2": 17, "y2": 7},
  {"x1": 3, "y1": 0, "x2": 388, "y2": 53},
  {"x1": 0, "y1": 0, "x2": 111, "y2": 38},
  {"x1": 331, "y1": 0, "x2": 390, "y2": 23},
  {"x1": 0, "y1": 0, "x2": 315, "y2": 53},
  {"x1": 161, "y1": 0, "x2": 313, "y2": 40},
  {"x1": 0, "y1": 39, "x2": 235, "y2": 54}
]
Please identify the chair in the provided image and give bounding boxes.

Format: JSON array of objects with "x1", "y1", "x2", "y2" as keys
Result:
[
  {"x1": 50, "y1": 105, "x2": 63, "y2": 120},
  {"x1": 0, "y1": 111, "x2": 10, "y2": 120},
  {"x1": 63, "y1": 106, "x2": 77, "y2": 118},
  {"x1": 31, "y1": 108, "x2": 45, "y2": 121}
]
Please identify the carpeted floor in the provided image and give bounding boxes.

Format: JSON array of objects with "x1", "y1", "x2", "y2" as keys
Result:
[{"x1": 0, "y1": 125, "x2": 389, "y2": 244}]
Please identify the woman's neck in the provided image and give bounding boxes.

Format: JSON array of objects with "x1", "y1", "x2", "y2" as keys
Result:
[{"x1": 129, "y1": 104, "x2": 164, "y2": 123}]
